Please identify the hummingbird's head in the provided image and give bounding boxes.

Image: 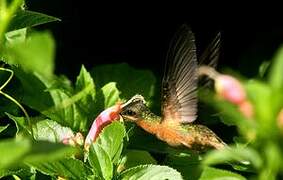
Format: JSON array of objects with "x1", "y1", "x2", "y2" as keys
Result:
[{"x1": 120, "y1": 95, "x2": 149, "y2": 122}]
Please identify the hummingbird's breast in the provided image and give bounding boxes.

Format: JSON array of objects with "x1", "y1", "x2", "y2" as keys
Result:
[{"x1": 136, "y1": 120, "x2": 190, "y2": 147}]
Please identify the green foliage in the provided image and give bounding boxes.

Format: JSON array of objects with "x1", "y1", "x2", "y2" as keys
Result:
[
  {"x1": 39, "y1": 71, "x2": 93, "y2": 132},
  {"x1": 0, "y1": 137, "x2": 77, "y2": 170},
  {"x1": 199, "y1": 167, "x2": 246, "y2": 180},
  {"x1": 268, "y1": 46, "x2": 283, "y2": 91},
  {"x1": 119, "y1": 150, "x2": 157, "y2": 170},
  {"x1": 118, "y1": 165, "x2": 183, "y2": 180},
  {"x1": 29, "y1": 158, "x2": 92, "y2": 180},
  {"x1": 200, "y1": 46, "x2": 283, "y2": 180},
  {"x1": 91, "y1": 63, "x2": 156, "y2": 106},
  {"x1": 88, "y1": 122, "x2": 125, "y2": 179},
  {"x1": 4, "y1": 31, "x2": 55, "y2": 78},
  {"x1": 101, "y1": 82, "x2": 120, "y2": 108},
  {"x1": 75, "y1": 65, "x2": 96, "y2": 117},
  {"x1": 7, "y1": 10, "x2": 60, "y2": 32},
  {"x1": 0, "y1": 124, "x2": 9, "y2": 134},
  {"x1": 89, "y1": 143, "x2": 113, "y2": 179},
  {"x1": 11, "y1": 68, "x2": 54, "y2": 111},
  {"x1": 203, "y1": 146, "x2": 262, "y2": 170},
  {"x1": 94, "y1": 121, "x2": 125, "y2": 162}
]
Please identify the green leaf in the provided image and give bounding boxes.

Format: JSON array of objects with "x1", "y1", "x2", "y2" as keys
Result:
[
  {"x1": 4, "y1": 31, "x2": 55, "y2": 78},
  {"x1": 0, "y1": 137, "x2": 30, "y2": 169},
  {"x1": 5, "y1": 28, "x2": 27, "y2": 44},
  {"x1": 89, "y1": 143, "x2": 113, "y2": 180},
  {"x1": 119, "y1": 165, "x2": 183, "y2": 180},
  {"x1": 42, "y1": 88, "x2": 88, "y2": 132},
  {"x1": 101, "y1": 82, "x2": 120, "y2": 108},
  {"x1": 12, "y1": 67, "x2": 96, "y2": 132},
  {"x1": 0, "y1": 137, "x2": 77, "y2": 170},
  {"x1": 0, "y1": 165, "x2": 32, "y2": 179},
  {"x1": 6, "y1": 113, "x2": 28, "y2": 134},
  {"x1": 245, "y1": 80, "x2": 282, "y2": 138},
  {"x1": 258, "y1": 61, "x2": 270, "y2": 78},
  {"x1": 87, "y1": 122, "x2": 126, "y2": 179},
  {"x1": 164, "y1": 153, "x2": 202, "y2": 180},
  {"x1": 95, "y1": 121, "x2": 126, "y2": 163},
  {"x1": 29, "y1": 158, "x2": 92, "y2": 180},
  {"x1": 91, "y1": 82, "x2": 121, "y2": 122},
  {"x1": 259, "y1": 142, "x2": 281, "y2": 180},
  {"x1": 75, "y1": 65, "x2": 96, "y2": 119},
  {"x1": 37, "y1": 73, "x2": 89, "y2": 132},
  {"x1": 91, "y1": 63, "x2": 156, "y2": 104},
  {"x1": 118, "y1": 150, "x2": 157, "y2": 173},
  {"x1": 23, "y1": 141, "x2": 77, "y2": 164},
  {"x1": 7, "y1": 10, "x2": 60, "y2": 32},
  {"x1": 245, "y1": 80, "x2": 273, "y2": 123},
  {"x1": 11, "y1": 68, "x2": 53, "y2": 112},
  {"x1": 0, "y1": 124, "x2": 9, "y2": 134},
  {"x1": 203, "y1": 146, "x2": 262, "y2": 170},
  {"x1": 268, "y1": 46, "x2": 283, "y2": 91},
  {"x1": 32, "y1": 119, "x2": 74, "y2": 143},
  {"x1": 199, "y1": 166, "x2": 246, "y2": 180},
  {"x1": 46, "y1": 75, "x2": 73, "y2": 95}
]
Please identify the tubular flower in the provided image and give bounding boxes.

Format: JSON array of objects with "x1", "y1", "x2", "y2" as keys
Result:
[{"x1": 84, "y1": 103, "x2": 122, "y2": 151}]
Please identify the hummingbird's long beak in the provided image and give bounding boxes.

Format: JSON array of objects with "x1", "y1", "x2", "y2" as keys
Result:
[{"x1": 119, "y1": 100, "x2": 132, "y2": 121}]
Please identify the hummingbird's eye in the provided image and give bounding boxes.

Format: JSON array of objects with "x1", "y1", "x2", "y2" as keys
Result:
[{"x1": 126, "y1": 109, "x2": 136, "y2": 116}]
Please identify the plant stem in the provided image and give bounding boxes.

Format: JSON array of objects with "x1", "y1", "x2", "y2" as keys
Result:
[
  {"x1": 0, "y1": 67, "x2": 33, "y2": 137},
  {"x1": 0, "y1": 67, "x2": 13, "y2": 91}
]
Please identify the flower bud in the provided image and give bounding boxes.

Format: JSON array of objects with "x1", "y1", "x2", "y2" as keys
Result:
[
  {"x1": 62, "y1": 132, "x2": 84, "y2": 146},
  {"x1": 215, "y1": 75, "x2": 246, "y2": 105}
]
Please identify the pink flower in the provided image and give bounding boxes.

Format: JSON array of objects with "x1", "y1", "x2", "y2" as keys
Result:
[
  {"x1": 215, "y1": 75, "x2": 246, "y2": 105},
  {"x1": 84, "y1": 103, "x2": 122, "y2": 150}
]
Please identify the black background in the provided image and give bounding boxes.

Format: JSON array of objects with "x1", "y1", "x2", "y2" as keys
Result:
[{"x1": 26, "y1": 1, "x2": 283, "y2": 81}]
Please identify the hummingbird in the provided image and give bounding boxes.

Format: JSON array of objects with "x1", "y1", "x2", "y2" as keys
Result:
[{"x1": 120, "y1": 25, "x2": 226, "y2": 152}]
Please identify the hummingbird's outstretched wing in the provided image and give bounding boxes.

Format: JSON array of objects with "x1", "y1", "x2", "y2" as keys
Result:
[
  {"x1": 198, "y1": 32, "x2": 221, "y2": 88},
  {"x1": 161, "y1": 25, "x2": 198, "y2": 124},
  {"x1": 199, "y1": 32, "x2": 221, "y2": 68}
]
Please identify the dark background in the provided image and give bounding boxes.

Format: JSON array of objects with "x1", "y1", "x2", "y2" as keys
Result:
[{"x1": 26, "y1": 1, "x2": 283, "y2": 81}]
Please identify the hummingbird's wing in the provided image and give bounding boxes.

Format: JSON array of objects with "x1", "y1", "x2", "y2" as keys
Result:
[
  {"x1": 199, "y1": 32, "x2": 221, "y2": 68},
  {"x1": 198, "y1": 32, "x2": 221, "y2": 88},
  {"x1": 161, "y1": 25, "x2": 198, "y2": 124}
]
